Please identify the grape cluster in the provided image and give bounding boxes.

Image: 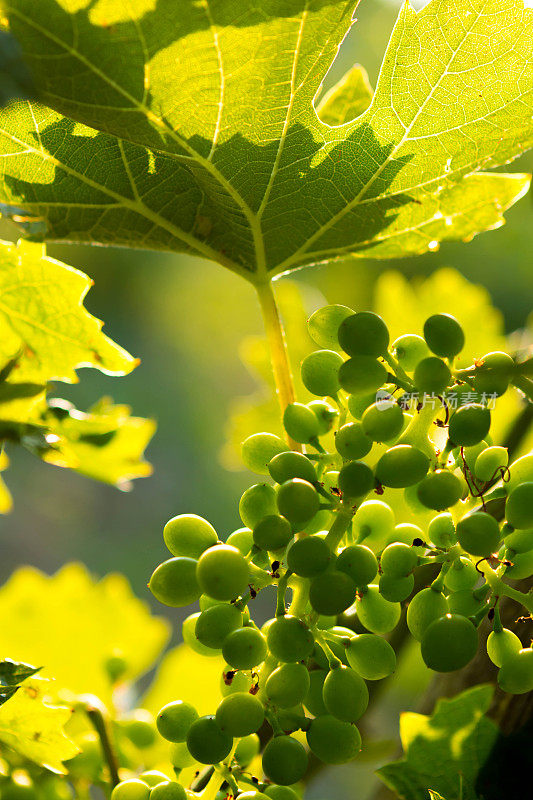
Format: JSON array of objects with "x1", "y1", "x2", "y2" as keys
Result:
[{"x1": 113, "y1": 306, "x2": 532, "y2": 800}]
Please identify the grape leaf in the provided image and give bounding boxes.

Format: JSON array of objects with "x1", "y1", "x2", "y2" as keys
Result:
[
  {"x1": 0, "y1": 0, "x2": 530, "y2": 278},
  {"x1": 0, "y1": 658, "x2": 41, "y2": 707},
  {"x1": 376, "y1": 685, "x2": 498, "y2": 800},
  {"x1": 316, "y1": 64, "x2": 373, "y2": 125},
  {"x1": 0, "y1": 27, "x2": 35, "y2": 107}
]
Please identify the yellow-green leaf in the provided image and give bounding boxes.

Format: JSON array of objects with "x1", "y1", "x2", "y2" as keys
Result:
[{"x1": 317, "y1": 64, "x2": 373, "y2": 126}]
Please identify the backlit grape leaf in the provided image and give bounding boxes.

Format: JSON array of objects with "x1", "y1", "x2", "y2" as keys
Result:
[
  {"x1": 0, "y1": 658, "x2": 41, "y2": 707},
  {"x1": 0, "y1": 676, "x2": 79, "y2": 774},
  {"x1": 0, "y1": 27, "x2": 36, "y2": 107},
  {"x1": 0, "y1": 563, "x2": 170, "y2": 708},
  {"x1": 0, "y1": 0, "x2": 530, "y2": 278},
  {"x1": 376, "y1": 685, "x2": 498, "y2": 800},
  {"x1": 316, "y1": 64, "x2": 373, "y2": 126}
]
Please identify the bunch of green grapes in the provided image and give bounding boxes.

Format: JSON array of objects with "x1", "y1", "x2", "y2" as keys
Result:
[{"x1": 112, "y1": 305, "x2": 533, "y2": 800}]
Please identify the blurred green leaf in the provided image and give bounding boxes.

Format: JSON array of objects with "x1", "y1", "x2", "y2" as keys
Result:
[
  {"x1": 316, "y1": 64, "x2": 373, "y2": 125},
  {"x1": 0, "y1": 1, "x2": 530, "y2": 273}
]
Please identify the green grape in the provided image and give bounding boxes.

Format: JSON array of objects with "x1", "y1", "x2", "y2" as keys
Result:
[
  {"x1": 183, "y1": 613, "x2": 220, "y2": 657},
  {"x1": 456, "y1": 512, "x2": 501, "y2": 557},
  {"x1": 504, "y1": 549, "x2": 533, "y2": 580},
  {"x1": 239, "y1": 484, "x2": 277, "y2": 529},
  {"x1": 414, "y1": 356, "x2": 451, "y2": 395},
  {"x1": 120, "y1": 710, "x2": 157, "y2": 748},
  {"x1": 196, "y1": 544, "x2": 249, "y2": 601},
  {"x1": 234, "y1": 733, "x2": 260, "y2": 767},
  {"x1": 105, "y1": 651, "x2": 128, "y2": 683},
  {"x1": 421, "y1": 613, "x2": 478, "y2": 672},
  {"x1": 338, "y1": 460, "x2": 374, "y2": 500},
  {"x1": 406, "y1": 586, "x2": 448, "y2": 641},
  {"x1": 111, "y1": 781, "x2": 150, "y2": 800},
  {"x1": 391, "y1": 334, "x2": 430, "y2": 373},
  {"x1": 444, "y1": 557, "x2": 478, "y2": 591},
  {"x1": 305, "y1": 669, "x2": 328, "y2": 716},
  {"x1": 283, "y1": 403, "x2": 320, "y2": 443},
  {"x1": 195, "y1": 604, "x2": 242, "y2": 650},
  {"x1": 447, "y1": 588, "x2": 486, "y2": 617},
  {"x1": 242, "y1": 433, "x2": 288, "y2": 475},
  {"x1": 346, "y1": 633, "x2": 396, "y2": 680},
  {"x1": 261, "y1": 735, "x2": 308, "y2": 785},
  {"x1": 356, "y1": 585, "x2": 401, "y2": 633},
  {"x1": 306, "y1": 715, "x2": 361, "y2": 764},
  {"x1": 473, "y1": 351, "x2": 515, "y2": 397},
  {"x1": 423, "y1": 313, "x2": 465, "y2": 358},
  {"x1": 390, "y1": 523, "x2": 426, "y2": 553},
  {"x1": 215, "y1": 692, "x2": 264, "y2": 737},
  {"x1": 186, "y1": 716, "x2": 233, "y2": 764},
  {"x1": 307, "y1": 304, "x2": 353, "y2": 350},
  {"x1": 317, "y1": 614, "x2": 338, "y2": 629},
  {"x1": 347, "y1": 392, "x2": 377, "y2": 419},
  {"x1": 381, "y1": 542, "x2": 418, "y2": 577},
  {"x1": 378, "y1": 573, "x2": 414, "y2": 602},
  {"x1": 338, "y1": 311, "x2": 389, "y2": 357},
  {"x1": 149, "y1": 558, "x2": 200, "y2": 607},
  {"x1": 199, "y1": 594, "x2": 223, "y2": 611},
  {"x1": 253, "y1": 514, "x2": 293, "y2": 551},
  {"x1": 416, "y1": 469, "x2": 463, "y2": 511},
  {"x1": 335, "y1": 422, "x2": 373, "y2": 460},
  {"x1": 474, "y1": 445, "x2": 508, "y2": 482},
  {"x1": 376, "y1": 445, "x2": 430, "y2": 488},
  {"x1": 308, "y1": 399, "x2": 338, "y2": 434},
  {"x1": 222, "y1": 627, "x2": 267, "y2": 670},
  {"x1": 506, "y1": 482, "x2": 533, "y2": 529},
  {"x1": 287, "y1": 535, "x2": 332, "y2": 577},
  {"x1": 149, "y1": 783, "x2": 187, "y2": 800},
  {"x1": 139, "y1": 772, "x2": 170, "y2": 788},
  {"x1": 403, "y1": 483, "x2": 429, "y2": 515},
  {"x1": 507, "y1": 453, "x2": 533, "y2": 493},
  {"x1": 322, "y1": 666, "x2": 369, "y2": 722},
  {"x1": 169, "y1": 742, "x2": 196, "y2": 769},
  {"x1": 428, "y1": 512, "x2": 457, "y2": 548},
  {"x1": 497, "y1": 648, "x2": 533, "y2": 694},
  {"x1": 336, "y1": 544, "x2": 378, "y2": 586},
  {"x1": 276, "y1": 704, "x2": 307, "y2": 733},
  {"x1": 503, "y1": 528, "x2": 533, "y2": 553},
  {"x1": 237, "y1": 793, "x2": 270, "y2": 800},
  {"x1": 309, "y1": 570, "x2": 356, "y2": 615},
  {"x1": 267, "y1": 615, "x2": 315, "y2": 662},
  {"x1": 354, "y1": 500, "x2": 395, "y2": 547},
  {"x1": 322, "y1": 470, "x2": 340, "y2": 497},
  {"x1": 448, "y1": 404, "x2": 491, "y2": 447},
  {"x1": 226, "y1": 527, "x2": 254, "y2": 556},
  {"x1": 487, "y1": 628, "x2": 522, "y2": 668},
  {"x1": 264, "y1": 786, "x2": 299, "y2": 800},
  {"x1": 361, "y1": 401, "x2": 404, "y2": 442},
  {"x1": 163, "y1": 514, "x2": 218, "y2": 559},
  {"x1": 338, "y1": 356, "x2": 388, "y2": 395},
  {"x1": 268, "y1": 451, "x2": 316, "y2": 484},
  {"x1": 459, "y1": 440, "x2": 489, "y2": 474},
  {"x1": 265, "y1": 662, "x2": 310, "y2": 708},
  {"x1": 277, "y1": 479, "x2": 320, "y2": 525},
  {"x1": 301, "y1": 350, "x2": 344, "y2": 396},
  {"x1": 220, "y1": 668, "x2": 254, "y2": 696}
]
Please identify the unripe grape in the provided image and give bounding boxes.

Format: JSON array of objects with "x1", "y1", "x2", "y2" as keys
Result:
[
  {"x1": 163, "y1": 514, "x2": 218, "y2": 559},
  {"x1": 277, "y1": 479, "x2": 320, "y2": 525},
  {"x1": 235, "y1": 734, "x2": 260, "y2": 767},
  {"x1": 222, "y1": 627, "x2": 267, "y2": 670},
  {"x1": 186, "y1": 716, "x2": 233, "y2": 764},
  {"x1": 149, "y1": 558, "x2": 200, "y2": 607},
  {"x1": 406, "y1": 586, "x2": 448, "y2": 641},
  {"x1": 423, "y1": 313, "x2": 465, "y2": 358},
  {"x1": 242, "y1": 433, "x2": 287, "y2": 475},
  {"x1": 497, "y1": 648, "x2": 533, "y2": 694},
  {"x1": 267, "y1": 615, "x2": 314, "y2": 662},
  {"x1": 391, "y1": 523, "x2": 426, "y2": 553},
  {"x1": 335, "y1": 422, "x2": 373, "y2": 460},
  {"x1": 456, "y1": 512, "x2": 500, "y2": 557},
  {"x1": 226, "y1": 527, "x2": 254, "y2": 556},
  {"x1": 347, "y1": 392, "x2": 376, "y2": 419},
  {"x1": 264, "y1": 787, "x2": 299, "y2": 800},
  {"x1": 253, "y1": 514, "x2": 292, "y2": 551},
  {"x1": 507, "y1": 453, "x2": 533, "y2": 494},
  {"x1": 503, "y1": 528, "x2": 533, "y2": 553},
  {"x1": 308, "y1": 304, "x2": 353, "y2": 349},
  {"x1": 339, "y1": 356, "x2": 388, "y2": 395},
  {"x1": 346, "y1": 634, "x2": 396, "y2": 680},
  {"x1": 486, "y1": 628, "x2": 522, "y2": 668},
  {"x1": 504, "y1": 549, "x2": 533, "y2": 580},
  {"x1": 287, "y1": 535, "x2": 331, "y2": 577},
  {"x1": 338, "y1": 460, "x2": 374, "y2": 500},
  {"x1": 414, "y1": 357, "x2": 451, "y2": 395},
  {"x1": 268, "y1": 451, "x2": 316, "y2": 484},
  {"x1": 308, "y1": 400, "x2": 338, "y2": 433},
  {"x1": 265, "y1": 662, "x2": 310, "y2": 708},
  {"x1": 391, "y1": 334, "x2": 430, "y2": 373},
  {"x1": 362, "y1": 401, "x2": 404, "y2": 442},
  {"x1": 195, "y1": 604, "x2": 242, "y2": 650},
  {"x1": 283, "y1": 403, "x2": 319, "y2": 443},
  {"x1": 105, "y1": 651, "x2": 128, "y2": 683},
  {"x1": 149, "y1": 783, "x2": 187, "y2": 800},
  {"x1": 120, "y1": 710, "x2": 157, "y2": 749},
  {"x1": 306, "y1": 715, "x2": 361, "y2": 764},
  {"x1": 338, "y1": 311, "x2": 389, "y2": 357},
  {"x1": 474, "y1": 445, "x2": 508, "y2": 482},
  {"x1": 356, "y1": 585, "x2": 401, "y2": 633},
  {"x1": 506, "y1": 482, "x2": 533, "y2": 529},
  {"x1": 111, "y1": 781, "x2": 150, "y2": 800},
  {"x1": 301, "y1": 350, "x2": 343, "y2": 396},
  {"x1": 139, "y1": 773, "x2": 169, "y2": 789},
  {"x1": 322, "y1": 665, "x2": 369, "y2": 722},
  {"x1": 421, "y1": 614, "x2": 478, "y2": 672},
  {"x1": 196, "y1": 545, "x2": 249, "y2": 601},
  {"x1": 444, "y1": 557, "x2": 478, "y2": 591},
  {"x1": 376, "y1": 445, "x2": 430, "y2": 488},
  {"x1": 183, "y1": 613, "x2": 220, "y2": 657},
  {"x1": 448, "y1": 404, "x2": 491, "y2": 447},
  {"x1": 215, "y1": 692, "x2": 264, "y2": 737},
  {"x1": 353, "y1": 500, "x2": 395, "y2": 547},
  {"x1": 378, "y1": 573, "x2": 414, "y2": 602},
  {"x1": 336, "y1": 544, "x2": 378, "y2": 586},
  {"x1": 381, "y1": 542, "x2": 418, "y2": 577},
  {"x1": 220, "y1": 669, "x2": 254, "y2": 696},
  {"x1": 473, "y1": 351, "x2": 515, "y2": 397},
  {"x1": 261, "y1": 736, "x2": 308, "y2": 785},
  {"x1": 459, "y1": 440, "x2": 489, "y2": 474},
  {"x1": 428, "y1": 512, "x2": 456, "y2": 548},
  {"x1": 169, "y1": 742, "x2": 195, "y2": 769},
  {"x1": 309, "y1": 570, "x2": 356, "y2": 615},
  {"x1": 447, "y1": 588, "x2": 487, "y2": 617},
  {"x1": 416, "y1": 469, "x2": 463, "y2": 511},
  {"x1": 305, "y1": 669, "x2": 328, "y2": 716},
  {"x1": 239, "y1": 484, "x2": 277, "y2": 529},
  {"x1": 322, "y1": 470, "x2": 340, "y2": 497},
  {"x1": 237, "y1": 793, "x2": 269, "y2": 800}
]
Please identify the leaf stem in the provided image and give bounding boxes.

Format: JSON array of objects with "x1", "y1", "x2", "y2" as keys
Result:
[{"x1": 83, "y1": 698, "x2": 120, "y2": 788}]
